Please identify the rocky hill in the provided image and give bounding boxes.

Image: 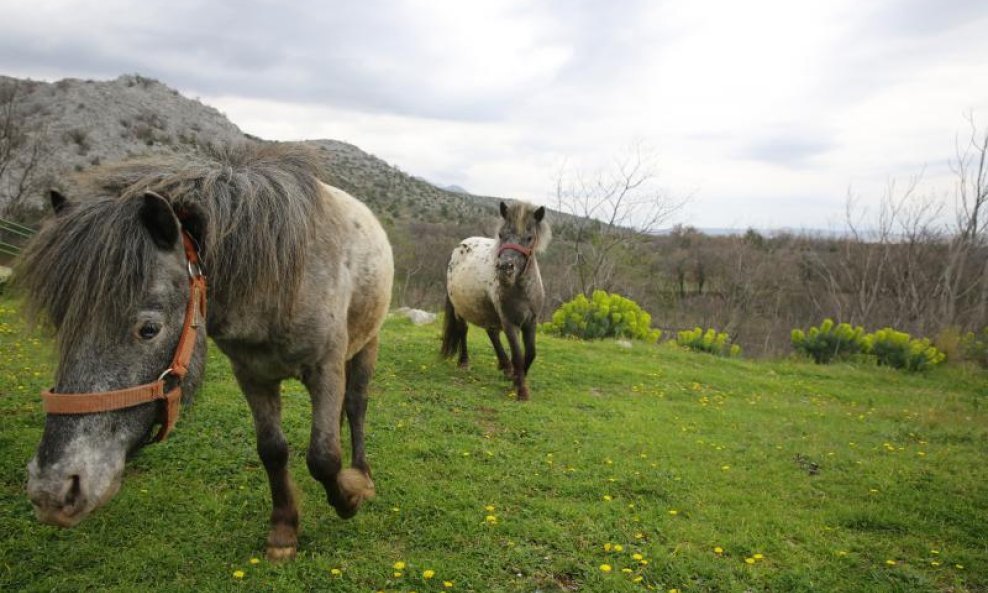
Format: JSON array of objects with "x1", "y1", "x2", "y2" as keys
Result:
[{"x1": 0, "y1": 73, "x2": 500, "y2": 228}]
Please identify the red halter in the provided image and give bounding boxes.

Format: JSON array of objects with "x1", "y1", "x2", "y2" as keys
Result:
[{"x1": 40, "y1": 232, "x2": 207, "y2": 443}]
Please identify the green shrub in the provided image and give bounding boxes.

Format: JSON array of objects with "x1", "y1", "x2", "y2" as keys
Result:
[
  {"x1": 791, "y1": 319, "x2": 866, "y2": 364},
  {"x1": 960, "y1": 328, "x2": 988, "y2": 369},
  {"x1": 545, "y1": 290, "x2": 661, "y2": 342},
  {"x1": 676, "y1": 327, "x2": 741, "y2": 357},
  {"x1": 863, "y1": 328, "x2": 946, "y2": 371}
]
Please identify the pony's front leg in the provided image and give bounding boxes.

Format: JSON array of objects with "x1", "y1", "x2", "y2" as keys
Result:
[
  {"x1": 486, "y1": 328, "x2": 513, "y2": 377},
  {"x1": 303, "y1": 358, "x2": 374, "y2": 519},
  {"x1": 237, "y1": 374, "x2": 299, "y2": 561},
  {"x1": 503, "y1": 324, "x2": 529, "y2": 401},
  {"x1": 522, "y1": 321, "x2": 537, "y2": 373}
]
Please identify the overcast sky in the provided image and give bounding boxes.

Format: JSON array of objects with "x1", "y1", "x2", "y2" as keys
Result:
[{"x1": 2, "y1": 0, "x2": 987, "y2": 230}]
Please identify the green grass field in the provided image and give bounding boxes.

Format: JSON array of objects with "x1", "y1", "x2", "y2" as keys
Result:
[{"x1": 1, "y1": 298, "x2": 986, "y2": 592}]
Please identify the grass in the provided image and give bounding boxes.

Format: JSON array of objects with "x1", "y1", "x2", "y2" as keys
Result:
[{"x1": 1, "y1": 296, "x2": 986, "y2": 592}]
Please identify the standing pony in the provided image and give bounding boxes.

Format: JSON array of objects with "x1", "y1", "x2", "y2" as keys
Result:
[
  {"x1": 16, "y1": 143, "x2": 393, "y2": 560},
  {"x1": 441, "y1": 201, "x2": 551, "y2": 400}
]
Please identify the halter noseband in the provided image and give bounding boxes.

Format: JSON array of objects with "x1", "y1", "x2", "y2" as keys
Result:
[
  {"x1": 40, "y1": 231, "x2": 207, "y2": 443},
  {"x1": 496, "y1": 242, "x2": 535, "y2": 275}
]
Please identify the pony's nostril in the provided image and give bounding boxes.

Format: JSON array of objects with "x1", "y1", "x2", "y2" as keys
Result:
[{"x1": 64, "y1": 475, "x2": 82, "y2": 507}]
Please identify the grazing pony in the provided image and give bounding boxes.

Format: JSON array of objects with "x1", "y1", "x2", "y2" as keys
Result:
[
  {"x1": 16, "y1": 143, "x2": 393, "y2": 560},
  {"x1": 441, "y1": 201, "x2": 550, "y2": 400}
]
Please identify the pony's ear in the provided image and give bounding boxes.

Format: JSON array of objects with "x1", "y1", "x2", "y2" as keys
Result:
[
  {"x1": 534, "y1": 206, "x2": 545, "y2": 223},
  {"x1": 139, "y1": 192, "x2": 179, "y2": 250},
  {"x1": 49, "y1": 190, "x2": 70, "y2": 215},
  {"x1": 499, "y1": 201, "x2": 508, "y2": 219}
]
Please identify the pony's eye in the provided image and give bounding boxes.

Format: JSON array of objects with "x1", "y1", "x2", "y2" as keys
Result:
[
  {"x1": 138, "y1": 321, "x2": 161, "y2": 340},
  {"x1": 525, "y1": 235, "x2": 533, "y2": 242}
]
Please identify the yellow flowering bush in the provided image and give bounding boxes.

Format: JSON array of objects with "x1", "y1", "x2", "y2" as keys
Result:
[
  {"x1": 863, "y1": 328, "x2": 946, "y2": 371},
  {"x1": 791, "y1": 318, "x2": 866, "y2": 364},
  {"x1": 544, "y1": 290, "x2": 662, "y2": 342},
  {"x1": 675, "y1": 327, "x2": 741, "y2": 357}
]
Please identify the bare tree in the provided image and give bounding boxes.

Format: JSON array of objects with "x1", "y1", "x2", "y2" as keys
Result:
[
  {"x1": 554, "y1": 143, "x2": 687, "y2": 295},
  {"x1": 0, "y1": 79, "x2": 50, "y2": 218},
  {"x1": 943, "y1": 114, "x2": 988, "y2": 328}
]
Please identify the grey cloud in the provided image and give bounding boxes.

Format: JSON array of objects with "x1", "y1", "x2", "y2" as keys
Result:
[
  {"x1": 739, "y1": 135, "x2": 834, "y2": 168},
  {"x1": 0, "y1": 0, "x2": 546, "y2": 121}
]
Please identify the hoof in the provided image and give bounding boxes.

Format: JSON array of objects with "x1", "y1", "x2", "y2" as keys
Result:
[
  {"x1": 517, "y1": 386, "x2": 530, "y2": 401},
  {"x1": 266, "y1": 545, "x2": 297, "y2": 562},
  {"x1": 334, "y1": 468, "x2": 375, "y2": 519},
  {"x1": 265, "y1": 522, "x2": 298, "y2": 561},
  {"x1": 458, "y1": 361, "x2": 470, "y2": 370}
]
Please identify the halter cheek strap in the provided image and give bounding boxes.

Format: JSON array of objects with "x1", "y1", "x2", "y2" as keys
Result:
[{"x1": 40, "y1": 232, "x2": 207, "y2": 443}]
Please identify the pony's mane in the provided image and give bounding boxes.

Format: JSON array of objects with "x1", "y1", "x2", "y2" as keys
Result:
[
  {"x1": 497, "y1": 201, "x2": 552, "y2": 253},
  {"x1": 16, "y1": 142, "x2": 326, "y2": 353}
]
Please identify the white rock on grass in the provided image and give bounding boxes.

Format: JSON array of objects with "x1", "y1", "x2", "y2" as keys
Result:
[{"x1": 393, "y1": 307, "x2": 437, "y2": 326}]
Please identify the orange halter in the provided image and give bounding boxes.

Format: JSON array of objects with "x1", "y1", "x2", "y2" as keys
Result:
[{"x1": 40, "y1": 232, "x2": 206, "y2": 443}]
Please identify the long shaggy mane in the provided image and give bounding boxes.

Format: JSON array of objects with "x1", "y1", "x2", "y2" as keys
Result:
[{"x1": 15, "y1": 142, "x2": 327, "y2": 352}]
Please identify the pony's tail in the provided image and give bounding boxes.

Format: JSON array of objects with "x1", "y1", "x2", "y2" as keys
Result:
[{"x1": 441, "y1": 293, "x2": 465, "y2": 359}]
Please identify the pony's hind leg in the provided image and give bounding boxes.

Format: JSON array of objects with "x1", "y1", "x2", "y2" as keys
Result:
[
  {"x1": 236, "y1": 373, "x2": 299, "y2": 561},
  {"x1": 302, "y1": 355, "x2": 372, "y2": 520},
  {"x1": 343, "y1": 337, "x2": 378, "y2": 489},
  {"x1": 441, "y1": 295, "x2": 470, "y2": 368},
  {"x1": 487, "y1": 328, "x2": 513, "y2": 377}
]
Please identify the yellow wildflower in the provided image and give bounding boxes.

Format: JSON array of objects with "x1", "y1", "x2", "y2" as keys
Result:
[
  {"x1": 745, "y1": 558, "x2": 755, "y2": 565},
  {"x1": 753, "y1": 553, "x2": 764, "y2": 560},
  {"x1": 603, "y1": 495, "x2": 613, "y2": 502},
  {"x1": 331, "y1": 568, "x2": 342, "y2": 576},
  {"x1": 423, "y1": 569, "x2": 435, "y2": 579},
  {"x1": 249, "y1": 557, "x2": 260, "y2": 565},
  {"x1": 713, "y1": 547, "x2": 723, "y2": 555},
  {"x1": 443, "y1": 581, "x2": 454, "y2": 588},
  {"x1": 393, "y1": 561, "x2": 406, "y2": 570},
  {"x1": 232, "y1": 570, "x2": 245, "y2": 579},
  {"x1": 885, "y1": 560, "x2": 897, "y2": 566},
  {"x1": 485, "y1": 515, "x2": 498, "y2": 525},
  {"x1": 599, "y1": 564, "x2": 612, "y2": 572},
  {"x1": 632, "y1": 553, "x2": 644, "y2": 561},
  {"x1": 485, "y1": 505, "x2": 495, "y2": 512},
  {"x1": 613, "y1": 544, "x2": 624, "y2": 552}
]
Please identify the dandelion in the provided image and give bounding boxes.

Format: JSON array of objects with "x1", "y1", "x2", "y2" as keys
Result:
[
  {"x1": 885, "y1": 560, "x2": 897, "y2": 566},
  {"x1": 930, "y1": 549, "x2": 940, "y2": 554},
  {"x1": 713, "y1": 547, "x2": 723, "y2": 555},
  {"x1": 599, "y1": 564, "x2": 612, "y2": 573},
  {"x1": 753, "y1": 553, "x2": 764, "y2": 560},
  {"x1": 669, "y1": 589, "x2": 680, "y2": 593},
  {"x1": 955, "y1": 564, "x2": 964, "y2": 569},
  {"x1": 634, "y1": 532, "x2": 645, "y2": 539},
  {"x1": 394, "y1": 561, "x2": 406, "y2": 570},
  {"x1": 423, "y1": 569, "x2": 435, "y2": 579},
  {"x1": 249, "y1": 558, "x2": 260, "y2": 565},
  {"x1": 931, "y1": 561, "x2": 941, "y2": 567},
  {"x1": 603, "y1": 495, "x2": 613, "y2": 502},
  {"x1": 745, "y1": 558, "x2": 755, "y2": 565},
  {"x1": 621, "y1": 568, "x2": 633, "y2": 574},
  {"x1": 443, "y1": 581, "x2": 454, "y2": 588},
  {"x1": 232, "y1": 570, "x2": 245, "y2": 579},
  {"x1": 721, "y1": 465, "x2": 730, "y2": 470},
  {"x1": 485, "y1": 505, "x2": 495, "y2": 512},
  {"x1": 632, "y1": 553, "x2": 644, "y2": 561},
  {"x1": 668, "y1": 509, "x2": 678, "y2": 516},
  {"x1": 485, "y1": 515, "x2": 498, "y2": 525},
  {"x1": 837, "y1": 551, "x2": 848, "y2": 557},
  {"x1": 394, "y1": 572, "x2": 403, "y2": 578},
  {"x1": 331, "y1": 568, "x2": 342, "y2": 576},
  {"x1": 613, "y1": 544, "x2": 624, "y2": 552}
]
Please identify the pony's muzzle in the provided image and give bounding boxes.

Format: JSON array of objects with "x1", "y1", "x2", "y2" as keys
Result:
[
  {"x1": 27, "y1": 466, "x2": 86, "y2": 527},
  {"x1": 26, "y1": 458, "x2": 117, "y2": 528},
  {"x1": 496, "y1": 261, "x2": 516, "y2": 274}
]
